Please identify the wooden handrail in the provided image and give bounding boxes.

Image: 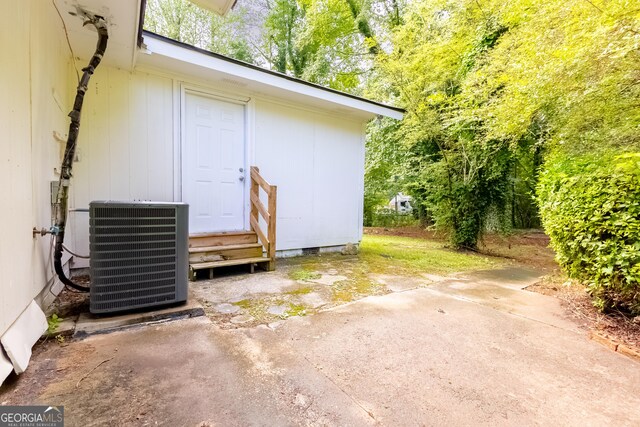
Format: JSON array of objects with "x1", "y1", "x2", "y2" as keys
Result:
[
  {"x1": 251, "y1": 168, "x2": 272, "y2": 193},
  {"x1": 249, "y1": 166, "x2": 277, "y2": 271},
  {"x1": 250, "y1": 216, "x2": 268, "y2": 250},
  {"x1": 250, "y1": 191, "x2": 270, "y2": 222}
]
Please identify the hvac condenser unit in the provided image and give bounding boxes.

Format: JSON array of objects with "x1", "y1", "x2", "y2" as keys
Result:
[{"x1": 89, "y1": 201, "x2": 189, "y2": 314}]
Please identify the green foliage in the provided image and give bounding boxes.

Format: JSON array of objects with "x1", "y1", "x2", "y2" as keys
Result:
[
  {"x1": 47, "y1": 313, "x2": 62, "y2": 334},
  {"x1": 364, "y1": 117, "x2": 406, "y2": 225},
  {"x1": 367, "y1": 210, "x2": 417, "y2": 228},
  {"x1": 264, "y1": 0, "x2": 308, "y2": 76},
  {"x1": 145, "y1": 0, "x2": 390, "y2": 92},
  {"x1": 369, "y1": 0, "x2": 640, "y2": 252},
  {"x1": 538, "y1": 152, "x2": 640, "y2": 315},
  {"x1": 368, "y1": 1, "x2": 519, "y2": 248},
  {"x1": 144, "y1": 0, "x2": 264, "y2": 63}
]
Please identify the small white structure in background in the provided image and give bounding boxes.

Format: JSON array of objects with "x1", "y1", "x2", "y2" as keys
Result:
[{"x1": 388, "y1": 193, "x2": 413, "y2": 214}]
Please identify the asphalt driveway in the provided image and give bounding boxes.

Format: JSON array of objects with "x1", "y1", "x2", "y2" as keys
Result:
[{"x1": 2, "y1": 268, "x2": 639, "y2": 426}]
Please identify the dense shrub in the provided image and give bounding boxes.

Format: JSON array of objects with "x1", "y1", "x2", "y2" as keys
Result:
[
  {"x1": 537, "y1": 152, "x2": 640, "y2": 315},
  {"x1": 363, "y1": 193, "x2": 383, "y2": 227},
  {"x1": 368, "y1": 209, "x2": 418, "y2": 228},
  {"x1": 417, "y1": 142, "x2": 513, "y2": 250}
]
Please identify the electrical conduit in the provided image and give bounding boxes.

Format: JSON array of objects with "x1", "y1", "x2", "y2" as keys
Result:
[{"x1": 53, "y1": 13, "x2": 108, "y2": 292}]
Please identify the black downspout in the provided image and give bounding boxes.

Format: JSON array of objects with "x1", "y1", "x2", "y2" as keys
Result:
[{"x1": 54, "y1": 15, "x2": 108, "y2": 292}]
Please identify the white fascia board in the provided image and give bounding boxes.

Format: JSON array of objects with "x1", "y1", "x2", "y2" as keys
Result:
[{"x1": 142, "y1": 35, "x2": 404, "y2": 121}]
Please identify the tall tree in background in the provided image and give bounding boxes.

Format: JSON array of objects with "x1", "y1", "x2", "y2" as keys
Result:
[
  {"x1": 369, "y1": 0, "x2": 639, "y2": 252},
  {"x1": 145, "y1": 0, "x2": 393, "y2": 92},
  {"x1": 263, "y1": 0, "x2": 309, "y2": 76},
  {"x1": 262, "y1": 0, "x2": 393, "y2": 91},
  {"x1": 145, "y1": 0, "x2": 211, "y2": 45},
  {"x1": 367, "y1": 0, "x2": 516, "y2": 249},
  {"x1": 145, "y1": 0, "x2": 267, "y2": 64}
]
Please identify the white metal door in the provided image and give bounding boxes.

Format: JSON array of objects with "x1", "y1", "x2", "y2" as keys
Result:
[{"x1": 183, "y1": 92, "x2": 246, "y2": 233}]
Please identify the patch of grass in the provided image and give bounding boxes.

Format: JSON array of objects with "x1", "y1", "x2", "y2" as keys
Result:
[
  {"x1": 231, "y1": 298, "x2": 272, "y2": 323},
  {"x1": 285, "y1": 303, "x2": 307, "y2": 318},
  {"x1": 232, "y1": 299, "x2": 252, "y2": 309},
  {"x1": 289, "y1": 269, "x2": 322, "y2": 281},
  {"x1": 360, "y1": 234, "x2": 498, "y2": 275},
  {"x1": 332, "y1": 289, "x2": 354, "y2": 303},
  {"x1": 286, "y1": 286, "x2": 313, "y2": 295}
]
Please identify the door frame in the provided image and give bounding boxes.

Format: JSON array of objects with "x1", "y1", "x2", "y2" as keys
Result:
[{"x1": 177, "y1": 83, "x2": 254, "y2": 232}]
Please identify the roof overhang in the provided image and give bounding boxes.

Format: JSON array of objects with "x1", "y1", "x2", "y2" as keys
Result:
[
  {"x1": 58, "y1": 0, "x2": 142, "y2": 70},
  {"x1": 139, "y1": 32, "x2": 404, "y2": 121},
  {"x1": 189, "y1": 0, "x2": 237, "y2": 17}
]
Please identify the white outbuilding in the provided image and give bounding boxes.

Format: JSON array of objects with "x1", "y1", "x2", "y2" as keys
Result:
[{"x1": 0, "y1": 0, "x2": 402, "y2": 383}]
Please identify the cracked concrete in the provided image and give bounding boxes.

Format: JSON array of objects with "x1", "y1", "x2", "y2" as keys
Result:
[{"x1": 2, "y1": 267, "x2": 640, "y2": 426}]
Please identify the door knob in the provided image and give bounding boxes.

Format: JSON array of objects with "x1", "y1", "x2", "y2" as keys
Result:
[
  {"x1": 239, "y1": 167, "x2": 244, "y2": 172},
  {"x1": 239, "y1": 176, "x2": 245, "y2": 182}
]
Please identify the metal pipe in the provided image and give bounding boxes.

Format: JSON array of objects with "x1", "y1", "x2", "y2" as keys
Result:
[{"x1": 53, "y1": 13, "x2": 108, "y2": 292}]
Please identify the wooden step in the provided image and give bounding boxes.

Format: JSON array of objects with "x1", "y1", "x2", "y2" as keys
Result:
[
  {"x1": 190, "y1": 256, "x2": 271, "y2": 271},
  {"x1": 189, "y1": 243, "x2": 263, "y2": 254},
  {"x1": 189, "y1": 230, "x2": 258, "y2": 248},
  {"x1": 189, "y1": 243, "x2": 263, "y2": 263}
]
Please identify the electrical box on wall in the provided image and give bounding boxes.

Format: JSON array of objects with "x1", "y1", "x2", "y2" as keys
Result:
[{"x1": 50, "y1": 181, "x2": 59, "y2": 205}]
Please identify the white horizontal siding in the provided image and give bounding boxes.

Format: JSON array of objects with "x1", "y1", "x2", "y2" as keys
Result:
[
  {"x1": 0, "y1": 1, "x2": 72, "y2": 336},
  {"x1": 69, "y1": 68, "x2": 175, "y2": 266},
  {"x1": 254, "y1": 100, "x2": 364, "y2": 251}
]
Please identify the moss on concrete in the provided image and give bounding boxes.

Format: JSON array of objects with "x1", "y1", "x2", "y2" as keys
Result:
[
  {"x1": 331, "y1": 278, "x2": 387, "y2": 303},
  {"x1": 285, "y1": 303, "x2": 307, "y2": 318},
  {"x1": 232, "y1": 299, "x2": 252, "y2": 309},
  {"x1": 208, "y1": 234, "x2": 503, "y2": 327},
  {"x1": 286, "y1": 286, "x2": 314, "y2": 295},
  {"x1": 288, "y1": 269, "x2": 322, "y2": 281}
]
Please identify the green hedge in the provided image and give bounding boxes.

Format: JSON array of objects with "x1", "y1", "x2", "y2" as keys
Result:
[
  {"x1": 537, "y1": 152, "x2": 640, "y2": 315},
  {"x1": 368, "y1": 209, "x2": 418, "y2": 228}
]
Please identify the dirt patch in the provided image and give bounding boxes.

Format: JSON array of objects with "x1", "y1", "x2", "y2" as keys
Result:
[
  {"x1": 365, "y1": 226, "x2": 444, "y2": 240},
  {"x1": 478, "y1": 230, "x2": 557, "y2": 271},
  {"x1": 0, "y1": 339, "x2": 67, "y2": 404},
  {"x1": 47, "y1": 276, "x2": 90, "y2": 318},
  {"x1": 527, "y1": 275, "x2": 640, "y2": 354}
]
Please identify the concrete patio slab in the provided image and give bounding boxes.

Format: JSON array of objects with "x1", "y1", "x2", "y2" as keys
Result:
[
  {"x1": 369, "y1": 273, "x2": 429, "y2": 292},
  {"x1": 299, "y1": 292, "x2": 330, "y2": 309},
  {"x1": 429, "y1": 268, "x2": 579, "y2": 332},
  {"x1": 308, "y1": 274, "x2": 349, "y2": 286},
  {"x1": 213, "y1": 303, "x2": 240, "y2": 314},
  {"x1": 2, "y1": 267, "x2": 639, "y2": 426},
  {"x1": 191, "y1": 271, "x2": 299, "y2": 304},
  {"x1": 74, "y1": 297, "x2": 204, "y2": 337},
  {"x1": 271, "y1": 285, "x2": 640, "y2": 426}
]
